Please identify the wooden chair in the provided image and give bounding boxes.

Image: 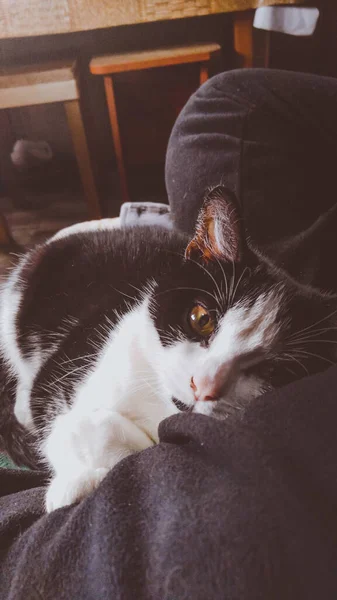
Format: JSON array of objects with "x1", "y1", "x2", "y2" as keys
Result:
[
  {"x1": 0, "y1": 60, "x2": 101, "y2": 246},
  {"x1": 90, "y1": 43, "x2": 221, "y2": 205}
]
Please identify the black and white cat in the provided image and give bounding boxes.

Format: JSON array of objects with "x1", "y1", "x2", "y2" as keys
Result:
[{"x1": 1, "y1": 186, "x2": 337, "y2": 512}]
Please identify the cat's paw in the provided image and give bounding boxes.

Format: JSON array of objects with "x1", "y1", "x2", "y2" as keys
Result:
[{"x1": 45, "y1": 467, "x2": 109, "y2": 513}]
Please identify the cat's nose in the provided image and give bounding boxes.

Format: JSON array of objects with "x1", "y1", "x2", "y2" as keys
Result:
[
  {"x1": 191, "y1": 362, "x2": 236, "y2": 402},
  {"x1": 190, "y1": 375, "x2": 220, "y2": 402}
]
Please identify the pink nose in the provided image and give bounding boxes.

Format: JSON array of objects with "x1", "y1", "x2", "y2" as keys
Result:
[
  {"x1": 190, "y1": 376, "x2": 220, "y2": 402},
  {"x1": 190, "y1": 362, "x2": 236, "y2": 402}
]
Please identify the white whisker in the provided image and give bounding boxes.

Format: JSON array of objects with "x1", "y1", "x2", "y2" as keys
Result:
[
  {"x1": 231, "y1": 266, "x2": 250, "y2": 306},
  {"x1": 156, "y1": 286, "x2": 221, "y2": 307},
  {"x1": 293, "y1": 349, "x2": 335, "y2": 366},
  {"x1": 185, "y1": 254, "x2": 224, "y2": 307},
  {"x1": 281, "y1": 352, "x2": 310, "y2": 376},
  {"x1": 288, "y1": 308, "x2": 337, "y2": 341}
]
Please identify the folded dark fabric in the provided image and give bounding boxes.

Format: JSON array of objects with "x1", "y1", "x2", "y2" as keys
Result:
[{"x1": 1, "y1": 365, "x2": 337, "y2": 600}]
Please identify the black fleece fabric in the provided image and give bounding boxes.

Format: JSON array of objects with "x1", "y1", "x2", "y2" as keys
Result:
[{"x1": 2, "y1": 367, "x2": 337, "y2": 599}]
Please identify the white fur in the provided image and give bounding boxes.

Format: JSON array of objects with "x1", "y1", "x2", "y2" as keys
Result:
[{"x1": 43, "y1": 298, "x2": 179, "y2": 511}]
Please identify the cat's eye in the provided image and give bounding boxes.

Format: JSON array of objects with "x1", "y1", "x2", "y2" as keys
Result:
[{"x1": 188, "y1": 305, "x2": 215, "y2": 337}]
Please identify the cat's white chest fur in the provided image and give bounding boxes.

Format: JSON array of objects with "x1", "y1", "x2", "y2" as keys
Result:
[
  {"x1": 71, "y1": 298, "x2": 176, "y2": 441},
  {"x1": 43, "y1": 299, "x2": 178, "y2": 512}
]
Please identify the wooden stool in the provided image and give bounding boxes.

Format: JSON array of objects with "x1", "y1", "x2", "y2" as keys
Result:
[
  {"x1": 0, "y1": 60, "x2": 101, "y2": 245},
  {"x1": 90, "y1": 43, "x2": 221, "y2": 205}
]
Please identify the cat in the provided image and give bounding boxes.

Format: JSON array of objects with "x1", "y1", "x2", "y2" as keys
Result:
[{"x1": 1, "y1": 186, "x2": 337, "y2": 512}]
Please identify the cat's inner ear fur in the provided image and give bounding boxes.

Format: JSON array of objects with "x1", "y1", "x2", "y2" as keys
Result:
[{"x1": 185, "y1": 186, "x2": 245, "y2": 263}]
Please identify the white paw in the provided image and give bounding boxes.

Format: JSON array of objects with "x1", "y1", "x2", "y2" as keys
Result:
[{"x1": 45, "y1": 467, "x2": 109, "y2": 513}]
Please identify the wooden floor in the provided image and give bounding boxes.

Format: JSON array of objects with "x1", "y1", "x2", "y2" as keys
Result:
[
  {"x1": 0, "y1": 159, "x2": 168, "y2": 280},
  {"x1": 0, "y1": 191, "x2": 87, "y2": 279}
]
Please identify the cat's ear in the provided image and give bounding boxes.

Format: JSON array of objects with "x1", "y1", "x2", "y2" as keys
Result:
[{"x1": 185, "y1": 186, "x2": 245, "y2": 263}]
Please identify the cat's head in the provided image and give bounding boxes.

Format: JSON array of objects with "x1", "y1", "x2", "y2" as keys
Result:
[{"x1": 149, "y1": 186, "x2": 337, "y2": 417}]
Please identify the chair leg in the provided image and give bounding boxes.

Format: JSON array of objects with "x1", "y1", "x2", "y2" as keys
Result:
[
  {"x1": 64, "y1": 99, "x2": 101, "y2": 220},
  {"x1": 233, "y1": 10, "x2": 254, "y2": 68},
  {"x1": 0, "y1": 212, "x2": 16, "y2": 248},
  {"x1": 199, "y1": 62, "x2": 209, "y2": 86},
  {"x1": 104, "y1": 76, "x2": 130, "y2": 206}
]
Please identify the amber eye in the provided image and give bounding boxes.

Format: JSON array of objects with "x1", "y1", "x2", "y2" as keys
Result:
[{"x1": 188, "y1": 305, "x2": 215, "y2": 337}]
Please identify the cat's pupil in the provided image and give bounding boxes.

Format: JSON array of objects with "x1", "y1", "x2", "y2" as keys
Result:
[{"x1": 199, "y1": 314, "x2": 209, "y2": 327}]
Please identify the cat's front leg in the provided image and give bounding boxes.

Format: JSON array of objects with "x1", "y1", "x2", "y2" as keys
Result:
[{"x1": 44, "y1": 407, "x2": 153, "y2": 512}]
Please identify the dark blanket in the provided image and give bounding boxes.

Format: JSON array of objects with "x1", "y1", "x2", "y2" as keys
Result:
[{"x1": 2, "y1": 365, "x2": 337, "y2": 600}]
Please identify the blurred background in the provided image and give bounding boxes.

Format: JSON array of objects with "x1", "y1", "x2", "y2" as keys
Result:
[{"x1": 0, "y1": 0, "x2": 335, "y2": 261}]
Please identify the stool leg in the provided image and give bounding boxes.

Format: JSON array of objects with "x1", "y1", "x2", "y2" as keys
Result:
[
  {"x1": 64, "y1": 99, "x2": 101, "y2": 220},
  {"x1": 199, "y1": 62, "x2": 209, "y2": 86},
  {"x1": 104, "y1": 76, "x2": 130, "y2": 205}
]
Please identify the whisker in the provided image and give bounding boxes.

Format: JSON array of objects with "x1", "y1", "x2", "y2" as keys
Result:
[
  {"x1": 228, "y1": 259, "x2": 236, "y2": 307},
  {"x1": 281, "y1": 352, "x2": 310, "y2": 376},
  {"x1": 56, "y1": 354, "x2": 94, "y2": 366},
  {"x1": 185, "y1": 254, "x2": 224, "y2": 308},
  {"x1": 127, "y1": 282, "x2": 144, "y2": 295},
  {"x1": 292, "y1": 349, "x2": 335, "y2": 366},
  {"x1": 286, "y1": 327, "x2": 337, "y2": 347},
  {"x1": 109, "y1": 286, "x2": 136, "y2": 302},
  {"x1": 212, "y1": 255, "x2": 229, "y2": 305},
  {"x1": 284, "y1": 366, "x2": 297, "y2": 377},
  {"x1": 155, "y1": 286, "x2": 221, "y2": 307},
  {"x1": 231, "y1": 266, "x2": 250, "y2": 306},
  {"x1": 49, "y1": 364, "x2": 90, "y2": 387},
  {"x1": 287, "y1": 338, "x2": 337, "y2": 347},
  {"x1": 288, "y1": 308, "x2": 337, "y2": 341}
]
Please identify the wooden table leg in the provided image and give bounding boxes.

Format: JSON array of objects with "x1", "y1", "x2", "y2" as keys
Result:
[
  {"x1": 64, "y1": 99, "x2": 101, "y2": 220},
  {"x1": 104, "y1": 76, "x2": 130, "y2": 206},
  {"x1": 199, "y1": 61, "x2": 209, "y2": 86},
  {"x1": 233, "y1": 10, "x2": 254, "y2": 68}
]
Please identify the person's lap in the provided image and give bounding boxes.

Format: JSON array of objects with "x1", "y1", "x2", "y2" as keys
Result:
[
  {"x1": 166, "y1": 69, "x2": 337, "y2": 247},
  {"x1": 2, "y1": 68, "x2": 337, "y2": 600},
  {"x1": 2, "y1": 367, "x2": 337, "y2": 599}
]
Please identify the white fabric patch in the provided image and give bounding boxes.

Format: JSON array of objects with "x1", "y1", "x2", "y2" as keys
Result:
[
  {"x1": 254, "y1": 6, "x2": 319, "y2": 37},
  {"x1": 120, "y1": 202, "x2": 172, "y2": 230},
  {"x1": 52, "y1": 202, "x2": 172, "y2": 242}
]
